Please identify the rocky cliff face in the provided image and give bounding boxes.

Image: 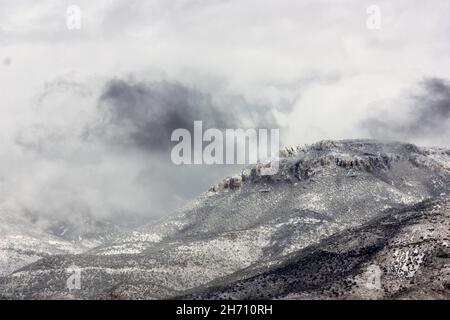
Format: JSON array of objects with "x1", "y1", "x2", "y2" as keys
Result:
[{"x1": 0, "y1": 140, "x2": 449, "y2": 299}]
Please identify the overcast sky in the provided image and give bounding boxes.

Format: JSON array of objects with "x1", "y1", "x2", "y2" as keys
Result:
[{"x1": 0, "y1": 0, "x2": 449, "y2": 225}]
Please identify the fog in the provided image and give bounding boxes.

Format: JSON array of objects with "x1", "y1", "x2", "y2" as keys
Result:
[{"x1": 0, "y1": 0, "x2": 449, "y2": 228}]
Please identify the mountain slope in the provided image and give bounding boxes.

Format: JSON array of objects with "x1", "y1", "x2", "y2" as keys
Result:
[
  {"x1": 181, "y1": 196, "x2": 450, "y2": 299},
  {"x1": 1, "y1": 140, "x2": 449, "y2": 299},
  {"x1": 0, "y1": 214, "x2": 86, "y2": 278}
]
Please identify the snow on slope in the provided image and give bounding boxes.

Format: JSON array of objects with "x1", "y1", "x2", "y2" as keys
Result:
[
  {"x1": 183, "y1": 196, "x2": 450, "y2": 300},
  {"x1": 0, "y1": 214, "x2": 86, "y2": 277},
  {"x1": 0, "y1": 211, "x2": 124, "y2": 277},
  {"x1": 1, "y1": 140, "x2": 449, "y2": 299}
]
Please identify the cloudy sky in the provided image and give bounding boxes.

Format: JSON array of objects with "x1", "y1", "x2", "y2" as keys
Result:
[{"x1": 0, "y1": 0, "x2": 449, "y2": 225}]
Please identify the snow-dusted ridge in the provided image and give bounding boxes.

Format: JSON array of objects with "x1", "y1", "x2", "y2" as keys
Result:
[{"x1": 1, "y1": 139, "x2": 449, "y2": 299}]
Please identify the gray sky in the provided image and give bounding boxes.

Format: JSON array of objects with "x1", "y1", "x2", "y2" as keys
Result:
[{"x1": 0, "y1": 0, "x2": 449, "y2": 225}]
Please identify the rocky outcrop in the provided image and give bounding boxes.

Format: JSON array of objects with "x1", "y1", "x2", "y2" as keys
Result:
[{"x1": 181, "y1": 196, "x2": 450, "y2": 300}]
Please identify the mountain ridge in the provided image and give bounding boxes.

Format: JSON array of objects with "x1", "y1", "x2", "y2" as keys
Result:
[{"x1": 1, "y1": 139, "x2": 449, "y2": 299}]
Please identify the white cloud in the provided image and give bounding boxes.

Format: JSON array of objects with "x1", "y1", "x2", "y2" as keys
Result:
[{"x1": 0, "y1": 0, "x2": 449, "y2": 224}]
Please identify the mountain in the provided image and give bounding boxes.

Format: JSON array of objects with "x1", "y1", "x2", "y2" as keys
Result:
[
  {"x1": 181, "y1": 195, "x2": 450, "y2": 299},
  {"x1": 0, "y1": 212, "x2": 124, "y2": 278},
  {"x1": 0, "y1": 214, "x2": 85, "y2": 278},
  {"x1": 0, "y1": 139, "x2": 449, "y2": 299}
]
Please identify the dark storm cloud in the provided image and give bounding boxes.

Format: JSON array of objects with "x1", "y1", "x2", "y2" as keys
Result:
[
  {"x1": 415, "y1": 78, "x2": 450, "y2": 122},
  {"x1": 362, "y1": 78, "x2": 450, "y2": 146},
  {"x1": 96, "y1": 79, "x2": 278, "y2": 152},
  {"x1": 11, "y1": 77, "x2": 277, "y2": 225}
]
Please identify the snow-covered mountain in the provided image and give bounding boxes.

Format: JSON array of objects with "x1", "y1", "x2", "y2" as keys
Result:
[
  {"x1": 1, "y1": 140, "x2": 449, "y2": 299},
  {"x1": 182, "y1": 195, "x2": 450, "y2": 299},
  {"x1": 0, "y1": 214, "x2": 86, "y2": 278},
  {"x1": 0, "y1": 212, "x2": 124, "y2": 278}
]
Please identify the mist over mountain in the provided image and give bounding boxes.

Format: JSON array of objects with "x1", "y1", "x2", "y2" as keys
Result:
[
  {"x1": 362, "y1": 78, "x2": 450, "y2": 147},
  {"x1": 1, "y1": 140, "x2": 449, "y2": 299},
  {"x1": 1, "y1": 0, "x2": 450, "y2": 301}
]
